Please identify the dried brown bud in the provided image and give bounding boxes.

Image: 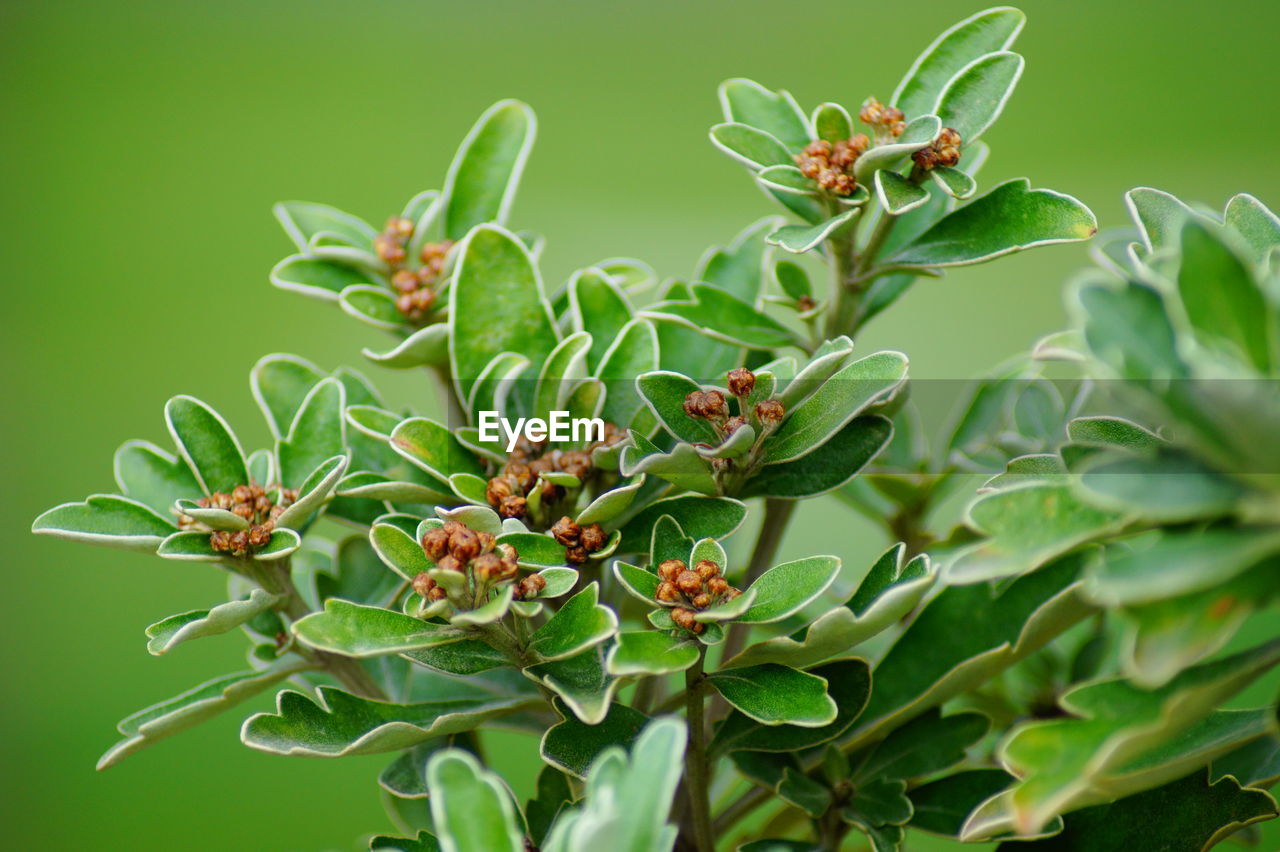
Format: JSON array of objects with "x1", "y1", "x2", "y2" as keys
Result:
[
  {"x1": 476, "y1": 531, "x2": 496, "y2": 554},
  {"x1": 723, "y1": 587, "x2": 743, "y2": 600},
  {"x1": 230, "y1": 530, "x2": 251, "y2": 555},
  {"x1": 695, "y1": 559, "x2": 721, "y2": 581},
  {"x1": 232, "y1": 503, "x2": 255, "y2": 521},
  {"x1": 391, "y1": 269, "x2": 420, "y2": 294},
  {"x1": 485, "y1": 476, "x2": 515, "y2": 508},
  {"x1": 656, "y1": 581, "x2": 681, "y2": 602},
  {"x1": 503, "y1": 461, "x2": 534, "y2": 491},
  {"x1": 449, "y1": 527, "x2": 482, "y2": 562},
  {"x1": 248, "y1": 525, "x2": 272, "y2": 548},
  {"x1": 436, "y1": 554, "x2": 464, "y2": 574},
  {"x1": 859, "y1": 97, "x2": 885, "y2": 126},
  {"x1": 579, "y1": 523, "x2": 607, "y2": 552},
  {"x1": 210, "y1": 530, "x2": 233, "y2": 552},
  {"x1": 386, "y1": 217, "x2": 415, "y2": 240},
  {"x1": 565, "y1": 545, "x2": 589, "y2": 565},
  {"x1": 702, "y1": 390, "x2": 727, "y2": 418},
  {"x1": 411, "y1": 572, "x2": 436, "y2": 597},
  {"x1": 374, "y1": 235, "x2": 407, "y2": 265},
  {"x1": 419, "y1": 239, "x2": 452, "y2": 266},
  {"x1": 422, "y1": 527, "x2": 451, "y2": 561},
  {"x1": 473, "y1": 552, "x2": 505, "y2": 582},
  {"x1": 658, "y1": 559, "x2": 686, "y2": 581},
  {"x1": 692, "y1": 593, "x2": 712, "y2": 609},
  {"x1": 802, "y1": 140, "x2": 832, "y2": 158},
  {"x1": 683, "y1": 391, "x2": 707, "y2": 419},
  {"x1": 557, "y1": 450, "x2": 593, "y2": 480},
  {"x1": 755, "y1": 399, "x2": 786, "y2": 425},
  {"x1": 232, "y1": 485, "x2": 254, "y2": 503},
  {"x1": 551, "y1": 516, "x2": 581, "y2": 546},
  {"x1": 676, "y1": 569, "x2": 704, "y2": 596},
  {"x1": 724, "y1": 415, "x2": 748, "y2": 436},
  {"x1": 428, "y1": 586, "x2": 448, "y2": 601},
  {"x1": 521, "y1": 573, "x2": 547, "y2": 599},
  {"x1": 707, "y1": 576, "x2": 731, "y2": 596},
  {"x1": 671, "y1": 607, "x2": 703, "y2": 634},
  {"x1": 727, "y1": 368, "x2": 756, "y2": 397},
  {"x1": 497, "y1": 547, "x2": 520, "y2": 580},
  {"x1": 498, "y1": 495, "x2": 528, "y2": 519}
]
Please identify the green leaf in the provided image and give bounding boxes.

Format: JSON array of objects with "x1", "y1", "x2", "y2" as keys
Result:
[
  {"x1": 606, "y1": 632, "x2": 700, "y2": 676},
  {"x1": 597, "y1": 319, "x2": 660, "y2": 428},
  {"x1": 710, "y1": 122, "x2": 793, "y2": 170},
  {"x1": 100, "y1": 656, "x2": 312, "y2": 769},
  {"x1": 575, "y1": 477, "x2": 645, "y2": 526},
  {"x1": 892, "y1": 7, "x2": 1026, "y2": 118},
  {"x1": 113, "y1": 440, "x2": 202, "y2": 516},
  {"x1": 403, "y1": 639, "x2": 511, "y2": 676},
  {"x1": 391, "y1": 417, "x2": 485, "y2": 481},
  {"x1": 270, "y1": 254, "x2": 376, "y2": 301},
  {"x1": 620, "y1": 433, "x2": 717, "y2": 495},
  {"x1": 718, "y1": 78, "x2": 811, "y2": 150},
  {"x1": 370, "y1": 831, "x2": 441, "y2": 852},
  {"x1": 875, "y1": 171, "x2": 930, "y2": 216},
  {"x1": 963, "y1": 640, "x2": 1280, "y2": 839},
  {"x1": 164, "y1": 395, "x2": 249, "y2": 495},
  {"x1": 371, "y1": 522, "x2": 433, "y2": 581},
  {"x1": 994, "y1": 770, "x2": 1278, "y2": 852},
  {"x1": 930, "y1": 166, "x2": 976, "y2": 199},
  {"x1": 525, "y1": 644, "x2": 621, "y2": 725},
  {"x1": 778, "y1": 767, "x2": 833, "y2": 817},
  {"x1": 846, "y1": 554, "x2": 1092, "y2": 751},
  {"x1": 736, "y1": 555, "x2": 840, "y2": 624},
  {"x1": 541, "y1": 717, "x2": 685, "y2": 852},
  {"x1": 449, "y1": 224, "x2": 559, "y2": 400},
  {"x1": 340, "y1": 284, "x2": 404, "y2": 330},
  {"x1": 274, "y1": 201, "x2": 375, "y2": 251},
  {"x1": 496, "y1": 531, "x2": 571, "y2": 569},
  {"x1": 617, "y1": 495, "x2": 747, "y2": 554},
  {"x1": 612, "y1": 560, "x2": 661, "y2": 606},
  {"x1": 363, "y1": 324, "x2": 451, "y2": 370},
  {"x1": 767, "y1": 208, "x2": 860, "y2": 254},
  {"x1": 811, "y1": 102, "x2": 853, "y2": 143},
  {"x1": 1076, "y1": 451, "x2": 1244, "y2": 524},
  {"x1": 712, "y1": 659, "x2": 870, "y2": 754},
  {"x1": 727, "y1": 546, "x2": 934, "y2": 669},
  {"x1": 854, "y1": 115, "x2": 942, "y2": 184},
  {"x1": 250, "y1": 353, "x2": 326, "y2": 437},
  {"x1": 425, "y1": 750, "x2": 524, "y2": 852},
  {"x1": 1177, "y1": 219, "x2": 1271, "y2": 372},
  {"x1": 888, "y1": 179, "x2": 1096, "y2": 268},
  {"x1": 763, "y1": 351, "x2": 908, "y2": 464},
  {"x1": 569, "y1": 268, "x2": 635, "y2": 372},
  {"x1": 908, "y1": 769, "x2": 1014, "y2": 837},
  {"x1": 450, "y1": 585, "x2": 514, "y2": 628},
  {"x1": 1224, "y1": 192, "x2": 1280, "y2": 264},
  {"x1": 946, "y1": 482, "x2": 1127, "y2": 583},
  {"x1": 277, "y1": 377, "x2": 346, "y2": 490},
  {"x1": 32, "y1": 494, "x2": 175, "y2": 551},
  {"x1": 527, "y1": 583, "x2": 617, "y2": 662},
  {"x1": 745, "y1": 415, "x2": 893, "y2": 499},
  {"x1": 934, "y1": 51, "x2": 1024, "y2": 143},
  {"x1": 845, "y1": 776, "x2": 912, "y2": 826},
  {"x1": 854, "y1": 709, "x2": 990, "y2": 782},
  {"x1": 293, "y1": 600, "x2": 463, "y2": 657},
  {"x1": 441, "y1": 100, "x2": 536, "y2": 240},
  {"x1": 707, "y1": 664, "x2": 837, "y2": 727},
  {"x1": 643, "y1": 283, "x2": 802, "y2": 350},
  {"x1": 242, "y1": 678, "x2": 541, "y2": 757},
  {"x1": 146, "y1": 588, "x2": 281, "y2": 655},
  {"x1": 1072, "y1": 277, "x2": 1187, "y2": 380},
  {"x1": 1124, "y1": 186, "x2": 1202, "y2": 252},
  {"x1": 533, "y1": 331, "x2": 592, "y2": 425},
  {"x1": 541, "y1": 699, "x2": 649, "y2": 779}
]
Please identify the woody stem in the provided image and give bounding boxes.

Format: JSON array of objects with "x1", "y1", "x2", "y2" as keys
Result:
[{"x1": 684, "y1": 648, "x2": 715, "y2": 852}]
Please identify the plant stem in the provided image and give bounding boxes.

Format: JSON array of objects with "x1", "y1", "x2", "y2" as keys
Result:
[
  {"x1": 719, "y1": 498, "x2": 796, "y2": 663},
  {"x1": 684, "y1": 648, "x2": 715, "y2": 852},
  {"x1": 825, "y1": 207, "x2": 901, "y2": 339}
]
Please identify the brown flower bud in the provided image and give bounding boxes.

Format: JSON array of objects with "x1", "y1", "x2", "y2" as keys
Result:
[
  {"x1": 419, "y1": 239, "x2": 452, "y2": 265},
  {"x1": 212, "y1": 492, "x2": 234, "y2": 510},
  {"x1": 557, "y1": 450, "x2": 593, "y2": 480},
  {"x1": 692, "y1": 593, "x2": 712, "y2": 609},
  {"x1": 230, "y1": 530, "x2": 251, "y2": 555},
  {"x1": 503, "y1": 461, "x2": 534, "y2": 491},
  {"x1": 579, "y1": 523, "x2": 607, "y2": 552},
  {"x1": 210, "y1": 530, "x2": 233, "y2": 552},
  {"x1": 248, "y1": 525, "x2": 272, "y2": 548},
  {"x1": 254, "y1": 495, "x2": 273, "y2": 515},
  {"x1": 707, "y1": 576, "x2": 731, "y2": 596},
  {"x1": 374, "y1": 235, "x2": 406, "y2": 265},
  {"x1": 658, "y1": 559, "x2": 686, "y2": 581},
  {"x1": 723, "y1": 587, "x2": 743, "y2": 600},
  {"x1": 232, "y1": 503, "x2": 255, "y2": 521},
  {"x1": 411, "y1": 572, "x2": 436, "y2": 597},
  {"x1": 497, "y1": 547, "x2": 520, "y2": 580},
  {"x1": 473, "y1": 552, "x2": 505, "y2": 581},
  {"x1": 422, "y1": 527, "x2": 451, "y2": 561},
  {"x1": 656, "y1": 581, "x2": 681, "y2": 602},
  {"x1": 727, "y1": 368, "x2": 756, "y2": 397},
  {"x1": 671, "y1": 607, "x2": 703, "y2": 634},
  {"x1": 428, "y1": 586, "x2": 448, "y2": 601},
  {"x1": 565, "y1": 545, "x2": 589, "y2": 565},
  {"x1": 695, "y1": 559, "x2": 721, "y2": 581},
  {"x1": 551, "y1": 516, "x2": 581, "y2": 546},
  {"x1": 476, "y1": 531, "x2": 496, "y2": 554},
  {"x1": 859, "y1": 97, "x2": 885, "y2": 126},
  {"x1": 683, "y1": 391, "x2": 706, "y2": 419},
  {"x1": 485, "y1": 476, "x2": 515, "y2": 508},
  {"x1": 518, "y1": 573, "x2": 547, "y2": 600},
  {"x1": 386, "y1": 217, "x2": 415, "y2": 240},
  {"x1": 676, "y1": 569, "x2": 704, "y2": 596},
  {"x1": 724, "y1": 415, "x2": 748, "y2": 436},
  {"x1": 449, "y1": 527, "x2": 482, "y2": 562},
  {"x1": 755, "y1": 399, "x2": 785, "y2": 425},
  {"x1": 498, "y1": 495, "x2": 528, "y2": 519},
  {"x1": 232, "y1": 485, "x2": 254, "y2": 503},
  {"x1": 701, "y1": 390, "x2": 727, "y2": 418},
  {"x1": 391, "y1": 269, "x2": 420, "y2": 294},
  {"x1": 436, "y1": 554, "x2": 464, "y2": 574}
]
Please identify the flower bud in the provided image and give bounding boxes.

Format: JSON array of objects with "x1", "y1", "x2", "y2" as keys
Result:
[
  {"x1": 551, "y1": 516, "x2": 581, "y2": 546},
  {"x1": 411, "y1": 572, "x2": 436, "y2": 597},
  {"x1": 692, "y1": 593, "x2": 712, "y2": 609},
  {"x1": 755, "y1": 399, "x2": 785, "y2": 425},
  {"x1": 658, "y1": 559, "x2": 686, "y2": 581},
  {"x1": 391, "y1": 269, "x2": 420, "y2": 294},
  {"x1": 727, "y1": 368, "x2": 756, "y2": 397},
  {"x1": 683, "y1": 391, "x2": 707, "y2": 419},
  {"x1": 386, "y1": 217, "x2": 415, "y2": 240},
  {"x1": 701, "y1": 390, "x2": 727, "y2": 418},
  {"x1": 448, "y1": 527, "x2": 482, "y2": 562},
  {"x1": 473, "y1": 552, "x2": 504, "y2": 581},
  {"x1": 676, "y1": 569, "x2": 704, "y2": 596},
  {"x1": 707, "y1": 576, "x2": 730, "y2": 596},
  {"x1": 422, "y1": 527, "x2": 450, "y2": 561},
  {"x1": 498, "y1": 495, "x2": 528, "y2": 519},
  {"x1": 230, "y1": 530, "x2": 250, "y2": 555},
  {"x1": 565, "y1": 545, "x2": 589, "y2": 565},
  {"x1": 248, "y1": 525, "x2": 272, "y2": 548},
  {"x1": 724, "y1": 415, "x2": 748, "y2": 436},
  {"x1": 579, "y1": 523, "x2": 607, "y2": 552},
  {"x1": 672, "y1": 607, "x2": 703, "y2": 634},
  {"x1": 210, "y1": 530, "x2": 233, "y2": 552},
  {"x1": 436, "y1": 555, "x2": 464, "y2": 574},
  {"x1": 476, "y1": 531, "x2": 496, "y2": 554},
  {"x1": 695, "y1": 560, "x2": 721, "y2": 581},
  {"x1": 232, "y1": 485, "x2": 254, "y2": 503},
  {"x1": 656, "y1": 581, "x2": 680, "y2": 602},
  {"x1": 485, "y1": 476, "x2": 515, "y2": 507}
]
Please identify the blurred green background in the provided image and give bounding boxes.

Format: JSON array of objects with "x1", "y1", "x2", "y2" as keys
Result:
[{"x1": 4, "y1": 0, "x2": 1279, "y2": 848}]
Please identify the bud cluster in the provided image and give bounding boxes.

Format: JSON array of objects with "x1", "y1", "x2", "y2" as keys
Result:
[
  {"x1": 179, "y1": 483, "x2": 298, "y2": 557},
  {"x1": 859, "y1": 96, "x2": 906, "y2": 137},
  {"x1": 795, "y1": 136, "x2": 869, "y2": 197},
  {"x1": 484, "y1": 423, "x2": 626, "y2": 523},
  {"x1": 911, "y1": 127, "x2": 962, "y2": 171},
  {"x1": 655, "y1": 557, "x2": 741, "y2": 635},
  {"x1": 373, "y1": 215, "x2": 454, "y2": 323},
  {"x1": 550, "y1": 515, "x2": 609, "y2": 565},
  {"x1": 413, "y1": 520, "x2": 531, "y2": 608},
  {"x1": 683, "y1": 368, "x2": 786, "y2": 435}
]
